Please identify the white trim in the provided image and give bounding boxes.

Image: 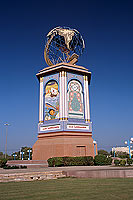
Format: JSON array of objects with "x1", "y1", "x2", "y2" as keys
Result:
[
  {"x1": 86, "y1": 78, "x2": 90, "y2": 120},
  {"x1": 84, "y1": 76, "x2": 88, "y2": 121},
  {"x1": 39, "y1": 80, "x2": 43, "y2": 122},
  {"x1": 64, "y1": 72, "x2": 67, "y2": 119},
  {"x1": 40, "y1": 124, "x2": 60, "y2": 131},
  {"x1": 59, "y1": 72, "x2": 62, "y2": 119},
  {"x1": 62, "y1": 71, "x2": 65, "y2": 119},
  {"x1": 67, "y1": 124, "x2": 89, "y2": 130}
]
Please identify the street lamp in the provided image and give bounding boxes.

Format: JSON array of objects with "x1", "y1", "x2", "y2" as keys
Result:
[
  {"x1": 13, "y1": 154, "x2": 17, "y2": 160},
  {"x1": 93, "y1": 140, "x2": 97, "y2": 156},
  {"x1": 27, "y1": 150, "x2": 32, "y2": 160},
  {"x1": 112, "y1": 147, "x2": 116, "y2": 157},
  {"x1": 125, "y1": 138, "x2": 133, "y2": 159},
  {"x1": 4, "y1": 123, "x2": 10, "y2": 159},
  {"x1": 20, "y1": 151, "x2": 24, "y2": 160}
]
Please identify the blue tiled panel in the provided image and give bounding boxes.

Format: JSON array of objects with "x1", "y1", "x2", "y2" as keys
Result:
[
  {"x1": 67, "y1": 72, "x2": 85, "y2": 121},
  {"x1": 43, "y1": 73, "x2": 59, "y2": 85},
  {"x1": 43, "y1": 73, "x2": 59, "y2": 122},
  {"x1": 67, "y1": 72, "x2": 84, "y2": 85},
  {"x1": 38, "y1": 71, "x2": 91, "y2": 135}
]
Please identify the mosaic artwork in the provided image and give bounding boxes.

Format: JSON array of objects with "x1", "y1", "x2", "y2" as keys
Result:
[
  {"x1": 68, "y1": 80, "x2": 84, "y2": 119},
  {"x1": 44, "y1": 81, "x2": 59, "y2": 120}
]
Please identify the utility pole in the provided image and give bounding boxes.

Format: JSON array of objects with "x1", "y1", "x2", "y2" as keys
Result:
[{"x1": 4, "y1": 123, "x2": 10, "y2": 159}]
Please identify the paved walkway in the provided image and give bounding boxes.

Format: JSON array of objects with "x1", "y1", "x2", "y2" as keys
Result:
[
  {"x1": 0, "y1": 165, "x2": 133, "y2": 174},
  {"x1": 1, "y1": 166, "x2": 133, "y2": 182}
]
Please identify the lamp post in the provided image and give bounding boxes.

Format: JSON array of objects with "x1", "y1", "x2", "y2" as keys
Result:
[
  {"x1": 13, "y1": 154, "x2": 17, "y2": 160},
  {"x1": 20, "y1": 151, "x2": 24, "y2": 160},
  {"x1": 27, "y1": 150, "x2": 32, "y2": 160},
  {"x1": 112, "y1": 147, "x2": 116, "y2": 157},
  {"x1": 93, "y1": 140, "x2": 97, "y2": 156},
  {"x1": 125, "y1": 138, "x2": 133, "y2": 159},
  {"x1": 4, "y1": 123, "x2": 10, "y2": 159}
]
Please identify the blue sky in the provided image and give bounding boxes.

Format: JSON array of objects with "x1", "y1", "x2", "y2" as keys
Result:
[{"x1": 0, "y1": 0, "x2": 133, "y2": 153}]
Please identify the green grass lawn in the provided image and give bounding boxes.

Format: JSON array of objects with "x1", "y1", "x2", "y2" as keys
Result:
[{"x1": 0, "y1": 178, "x2": 133, "y2": 200}]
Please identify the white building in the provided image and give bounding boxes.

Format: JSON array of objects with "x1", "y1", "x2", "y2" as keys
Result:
[{"x1": 112, "y1": 147, "x2": 133, "y2": 155}]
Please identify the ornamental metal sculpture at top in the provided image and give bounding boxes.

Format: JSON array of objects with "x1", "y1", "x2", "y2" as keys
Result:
[{"x1": 44, "y1": 27, "x2": 85, "y2": 66}]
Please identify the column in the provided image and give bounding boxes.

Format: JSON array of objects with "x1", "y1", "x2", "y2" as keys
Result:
[
  {"x1": 62, "y1": 71, "x2": 65, "y2": 120},
  {"x1": 39, "y1": 77, "x2": 44, "y2": 123},
  {"x1": 84, "y1": 75, "x2": 88, "y2": 122},
  {"x1": 86, "y1": 76, "x2": 91, "y2": 122},
  {"x1": 64, "y1": 71, "x2": 68, "y2": 120},
  {"x1": 84, "y1": 75, "x2": 90, "y2": 122},
  {"x1": 59, "y1": 71, "x2": 63, "y2": 120},
  {"x1": 59, "y1": 71, "x2": 67, "y2": 120}
]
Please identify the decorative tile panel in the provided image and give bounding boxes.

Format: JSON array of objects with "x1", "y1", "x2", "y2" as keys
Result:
[{"x1": 68, "y1": 80, "x2": 84, "y2": 119}]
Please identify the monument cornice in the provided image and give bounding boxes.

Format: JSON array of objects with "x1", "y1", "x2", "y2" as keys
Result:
[{"x1": 36, "y1": 62, "x2": 91, "y2": 81}]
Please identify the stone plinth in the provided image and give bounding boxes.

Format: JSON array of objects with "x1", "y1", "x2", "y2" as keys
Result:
[
  {"x1": 64, "y1": 167, "x2": 133, "y2": 178},
  {"x1": 0, "y1": 171, "x2": 65, "y2": 182},
  {"x1": 32, "y1": 131, "x2": 95, "y2": 161}
]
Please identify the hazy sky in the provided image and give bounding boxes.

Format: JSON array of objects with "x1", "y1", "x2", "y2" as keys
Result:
[{"x1": 0, "y1": 0, "x2": 133, "y2": 154}]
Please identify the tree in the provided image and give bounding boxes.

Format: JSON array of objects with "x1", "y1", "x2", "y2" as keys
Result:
[
  {"x1": 94, "y1": 155, "x2": 112, "y2": 166},
  {"x1": 20, "y1": 147, "x2": 32, "y2": 160},
  {"x1": 0, "y1": 152, "x2": 4, "y2": 159},
  {"x1": 127, "y1": 158, "x2": 132, "y2": 166},
  {"x1": 98, "y1": 149, "x2": 110, "y2": 156},
  {"x1": 11, "y1": 147, "x2": 32, "y2": 160},
  {"x1": 116, "y1": 151, "x2": 129, "y2": 159},
  {"x1": 11, "y1": 151, "x2": 20, "y2": 160}
]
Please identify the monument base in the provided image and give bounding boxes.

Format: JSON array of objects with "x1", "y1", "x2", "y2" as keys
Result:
[{"x1": 32, "y1": 132, "x2": 96, "y2": 161}]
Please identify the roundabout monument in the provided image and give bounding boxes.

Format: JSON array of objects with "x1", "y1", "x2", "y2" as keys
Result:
[{"x1": 32, "y1": 27, "x2": 97, "y2": 160}]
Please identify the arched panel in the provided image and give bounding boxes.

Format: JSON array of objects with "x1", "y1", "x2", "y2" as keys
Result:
[
  {"x1": 68, "y1": 80, "x2": 84, "y2": 119},
  {"x1": 44, "y1": 80, "x2": 59, "y2": 120}
]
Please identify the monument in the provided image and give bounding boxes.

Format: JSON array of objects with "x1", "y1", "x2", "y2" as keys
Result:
[{"x1": 32, "y1": 27, "x2": 97, "y2": 161}]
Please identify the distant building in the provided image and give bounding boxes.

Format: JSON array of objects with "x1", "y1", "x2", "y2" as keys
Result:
[{"x1": 112, "y1": 147, "x2": 133, "y2": 155}]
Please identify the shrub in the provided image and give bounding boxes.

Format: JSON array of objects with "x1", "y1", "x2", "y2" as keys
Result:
[
  {"x1": 47, "y1": 158, "x2": 53, "y2": 167},
  {"x1": 84, "y1": 156, "x2": 94, "y2": 166},
  {"x1": 94, "y1": 155, "x2": 112, "y2": 166},
  {"x1": 3, "y1": 165, "x2": 19, "y2": 169},
  {"x1": 114, "y1": 159, "x2": 120, "y2": 166},
  {"x1": 0, "y1": 159, "x2": 7, "y2": 168},
  {"x1": 63, "y1": 157, "x2": 81, "y2": 166},
  {"x1": 127, "y1": 158, "x2": 132, "y2": 166},
  {"x1": 64, "y1": 156, "x2": 94, "y2": 166},
  {"x1": 47, "y1": 157, "x2": 64, "y2": 167},
  {"x1": 106, "y1": 157, "x2": 112, "y2": 165},
  {"x1": 94, "y1": 155, "x2": 106, "y2": 166},
  {"x1": 119, "y1": 160, "x2": 126, "y2": 166},
  {"x1": 20, "y1": 165, "x2": 27, "y2": 169},
  {"x1": 47, "y1": 156, "x2": 94, "y2": 167}
]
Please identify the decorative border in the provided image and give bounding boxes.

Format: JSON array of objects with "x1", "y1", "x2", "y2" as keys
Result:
[
  {"x1": 38, "y1": 120, "x2": 92, "y2": 134},
  {"x1": 43, "y1": 73, "x2": 59, "y2": 123},
  {"x1": 67, "y1": 72, "x2": 85, "y2": 122}
]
